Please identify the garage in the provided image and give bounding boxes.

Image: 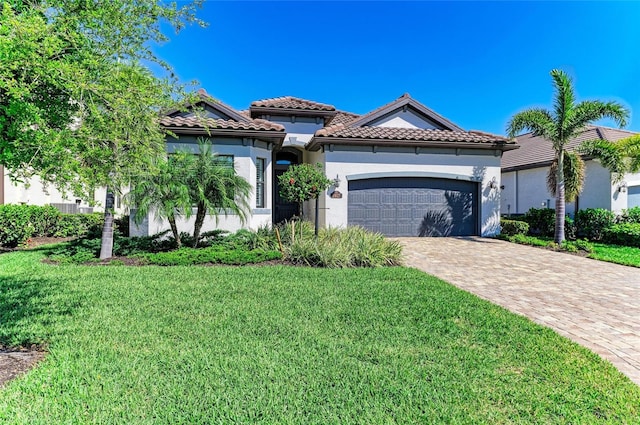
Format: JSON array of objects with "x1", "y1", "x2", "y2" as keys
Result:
[{"x1": 348, "y1": 177, "x2": 478, "y2": 237}]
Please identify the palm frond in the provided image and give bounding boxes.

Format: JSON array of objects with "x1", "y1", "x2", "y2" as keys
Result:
[
  {"x1": 564, "y1": 101, "x2": 628, "y2": 137},
  {"x1": 550, "y1": 69, "x2": 576, "y2": 140},
  {"x1": 616, "y1": 134, "x2": 640, "y2": 174},
  {"x1": 506, "y1": 108, "x2": 555, "y2": 139},
  {"x1": 577, "y1": 139, "x2": 626, "y2": 182},
  {"x1": 547, "y1": 150, "x2": 585, "y2": 202}
]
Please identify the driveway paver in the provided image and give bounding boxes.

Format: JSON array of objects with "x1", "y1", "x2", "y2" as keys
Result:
[{"x1": 398, "y1": 237, "x2": 640, "y2": 386}]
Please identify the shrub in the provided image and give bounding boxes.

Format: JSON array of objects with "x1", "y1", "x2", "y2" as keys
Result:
[
  {"x1": 602, "y1": 223, "x2": 640, "y2": 248},
  {"x1": 575, "y1": 208, "x2": 616, "y2": 241},
  {"x1": 54, "y1": 213, "x2": 104, "y2": 238},
  {"x1": 284, "y1": 223, "x2": 403, "y2": 268},
  {"x1": 521, "y1": 208, "x2": 575, "y2": 239},
  {"x1": 522, "y1": 208, "x2": 555, "y2": 237},
  {"x1": 114, "y1": 215, "x2": 130, "y2": 237},
  {"x1": 618, "y1": 207, "x2": 640, "y2": 224},
  {"x1": 500, "y1": 219, "x2": 529, "y2": 236},
  {"x1": 0, "y1": 205, "x2": 40, "y2": 247}
]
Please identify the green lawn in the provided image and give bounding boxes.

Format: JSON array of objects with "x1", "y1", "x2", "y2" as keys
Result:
[
  {"x1": 0, "y1": 251, "x2": 638, "y2": 424},
  {"x1": 590, "y1": 243, "x2": 640, "y2": 267}
]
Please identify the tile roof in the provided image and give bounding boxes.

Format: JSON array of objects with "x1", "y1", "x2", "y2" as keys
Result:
[
  {"x1": 346, "y1": 93, "x2": 464, "y2": 131},
  {"x1": 326, "y1": 110, "x2": 360, "y2": 126},
  {"x1": 502, "y1": 126, "x2": 637, "y2": 170},
  {"x1": 160, "y1": 116, "x2": 285, "y2": 132},
  {"x1": 250, "y1": 96, "x2": 336, "y2": 111},
  {"x1": 315, "y1": 124, "x2": 510, "y2": 143}
]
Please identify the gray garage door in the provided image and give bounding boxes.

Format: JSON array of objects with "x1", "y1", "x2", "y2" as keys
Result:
[
  {"x1": 628, "y1": 185, "x2": 640, "y2": 208},
  {"x1": 348, "y1": 177, "x2": 478, "y2": 237}
]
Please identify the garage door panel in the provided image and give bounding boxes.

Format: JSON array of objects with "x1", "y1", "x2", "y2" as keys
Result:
[{"x1": 348, "y1": 177, "x2": 477, "y2": 237}]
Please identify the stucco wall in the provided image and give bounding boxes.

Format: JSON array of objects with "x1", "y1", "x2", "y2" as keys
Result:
[
  {"x1": 131, "y1": 136, "x2": 273, "y2": 236},
  {"x1": 368, "y1": 109, "x2": 439, "y2": 129},
  {"x1": 322, "y1": 148, "x2": 503, "y2": 236},
  {"x1": 501, "y1": 160, "x2": 616, "y2": 217},
  {"x1": 269, "y1": 117, "x2": 324, "y2": 147},
  {"x1": 2, "y1": 167, "x2": 110, "y2": 213}
]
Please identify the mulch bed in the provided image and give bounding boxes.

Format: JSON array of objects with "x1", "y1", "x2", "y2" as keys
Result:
[{"x1": 0, "y1": 346, "x2": 46, "y2": 388}]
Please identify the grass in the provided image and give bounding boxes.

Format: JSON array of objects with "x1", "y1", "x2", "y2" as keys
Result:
[
  {"x1": 498, "y1": 234, "x2": 640, "y2": 268},
  {"x1": 0, "y1": 250, "x2": 639, "y2": 424},
  {"x1": 590, "y1": 243, "x2": 640, "y2": 267}
]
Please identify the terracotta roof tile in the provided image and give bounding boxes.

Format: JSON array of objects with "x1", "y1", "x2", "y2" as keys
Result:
[
  {"x1": 160, "y1": 116, "x2": 285, "y2": 132},
  {"x1": 502, "y1": 126, "x2": 637, "y2": 170},
  {"x1": 326, "y1": 110, "x2": 360, "y2": 126},
  {"x1": 250, "y1": 96, "x2": 335, "y2": 111},
  {"x1": 315, "y1": 125, "x2": 511, "y2": 144}
]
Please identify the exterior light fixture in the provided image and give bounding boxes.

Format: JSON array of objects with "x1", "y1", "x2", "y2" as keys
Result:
[
  {"x1": 489, "y1": 177, "x2": 498, "y2": 189},
  {"x1": 333, "y1": 174, "x2": 341, "y2": 188},
  {"x1": 619, "y1": 181, "x2": 628, "y2": 193}
]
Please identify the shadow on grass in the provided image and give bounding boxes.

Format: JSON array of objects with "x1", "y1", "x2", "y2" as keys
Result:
[{"x1": 0, "y1": 270, "x2": 81, "y2": 349}]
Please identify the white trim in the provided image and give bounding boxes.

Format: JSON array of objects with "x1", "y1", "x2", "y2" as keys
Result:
[{"x1": 345, "y1": 171, "x2": 481, "y2": 182}]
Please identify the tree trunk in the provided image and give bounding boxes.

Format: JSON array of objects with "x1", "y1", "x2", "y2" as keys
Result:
[
  {"x1": 99, "y1": 190, "x2": 115, "y2": 259},
  {"x1": 555, "y1": 150, "x2": 566, "y2": 244},
  {"x1": 314, "y1": 196, "x2": 319, "y2": 237},
  {"x1": 168, "y1": 215, "x2": 181, "y2": 248},
  {"x1": 192, "y1": 201, "x2": 207, "y2": 248}
]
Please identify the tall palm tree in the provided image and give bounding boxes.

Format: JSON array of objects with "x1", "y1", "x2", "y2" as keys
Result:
[
  {"x1": 127, "y1": 155, "x2": 193, "y2": 248},
  {"x1": 188, "y1": 141, "x2": 252, "y2": 247},
  {"x1": 507, "y1": 69, "x2": 628, "y2": 243}
]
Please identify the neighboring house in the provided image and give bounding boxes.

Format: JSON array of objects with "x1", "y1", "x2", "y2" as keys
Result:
[
  {"x1": 501, "y1": 126, "x2": 640, "y2": 217},
  {"x1": 0, "y1": 165, "x2": 109, "y2": 214},
  {"x1": 131, "y1": 91, "x2": 518, "y2": 238}
]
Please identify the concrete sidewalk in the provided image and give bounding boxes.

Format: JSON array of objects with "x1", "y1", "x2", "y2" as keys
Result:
[{"x1": 398, "y1": 237, "x2": 640, "y2": 385}]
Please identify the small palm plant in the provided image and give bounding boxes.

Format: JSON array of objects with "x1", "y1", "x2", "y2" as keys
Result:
[
  {"x1": 507, "y1": 69, "x2": 628, "y2": 243},
  {"x1": 127, "y1": 154, "x2": 193, "y2": 248},
  {"x1": 188, "y1": 141, "x2": 252, "y2": 247}
]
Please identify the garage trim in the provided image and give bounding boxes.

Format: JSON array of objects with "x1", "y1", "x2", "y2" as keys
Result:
[{"x1": 346, "y1": 171, "x2": 482, "y2": 183}]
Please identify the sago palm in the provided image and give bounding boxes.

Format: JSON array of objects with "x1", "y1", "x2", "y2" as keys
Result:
[{"x1": 507, "y1": 69, "x2": 628, "y2": 243}]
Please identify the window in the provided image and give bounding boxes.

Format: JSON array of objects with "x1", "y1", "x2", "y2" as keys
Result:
[
  {"x1": 215, "y1": 155, "x2": 234, "y2": 169},
  {"x1": 256, "y1": 158, "x2": 265, "y2": 208}
]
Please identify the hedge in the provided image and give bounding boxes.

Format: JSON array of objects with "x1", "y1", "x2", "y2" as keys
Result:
[
  {"x1": 500, "y1": 219, "x2": 529, "y2": 236},
  {"x1": 0, "y1": 204, "x2": 104, "y2": 247},
  {"x1": 602, "y1": 223, "x2": 640, "y2": 248}
]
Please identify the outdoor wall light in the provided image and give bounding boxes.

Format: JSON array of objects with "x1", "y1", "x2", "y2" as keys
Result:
[
  {"x1": 489, "y1": 177, "x2": 498, "y2": 189},
  {"x1": 333, "y1": 174, "x2": 341, "y2": 188},
  {"x1": 619, "y1": 181, "x2": 628, "y2": 193}
]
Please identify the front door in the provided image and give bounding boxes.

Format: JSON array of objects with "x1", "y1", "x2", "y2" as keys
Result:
[{"x1": 273, "y1": 149, "x2": 301, "y2": 224}]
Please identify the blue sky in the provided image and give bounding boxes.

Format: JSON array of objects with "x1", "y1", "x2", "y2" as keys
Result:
[{"x1": 155, "y1": 1, "x2": 640, "y2": 135}]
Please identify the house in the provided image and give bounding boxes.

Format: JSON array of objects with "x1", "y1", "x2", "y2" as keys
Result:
[
  {"x1": 0, "y1": 166, "x2": 109, "y2": 214},
  {"x1": 131, "y1": 91, "x2": 518, "y2": 238},
  {"x1": 501, "y1": 126, "x2": 640, "y2": 217}
]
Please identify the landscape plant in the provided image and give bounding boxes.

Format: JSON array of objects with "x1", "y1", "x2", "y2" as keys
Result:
[
  {"x1": 0, "y1": 0, "x2": 205, "y2": 259},
  {"x1": 277, "y1": 163, "x2": 332, "y2": 235},
  {"x1": 127, "y1": 155, "x2": 193, "y2": 248},
  {"x1": 187, "y1": 142, "x2": 252, "y2": 247},
  {"x1": 507, "y1": 69, "x2": 628, "y2": 243}
]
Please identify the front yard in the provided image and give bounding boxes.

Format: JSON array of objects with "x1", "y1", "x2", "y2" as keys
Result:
[{"x1": 1, "y1": 250, "x2": 639, "y2": 423}]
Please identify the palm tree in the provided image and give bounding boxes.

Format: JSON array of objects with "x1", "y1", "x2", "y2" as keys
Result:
[
  {"x1": 507, "y1": 69, "x2": 628, "y2": 243},
  {"x1": 127, "y1": 155, "x2": 193, "y2": 248},
  {"x1": 579, "y1": 134, "x2": 640, "y2": 183},
  {"x1": 188, "y1": 141, "x2": 251, "y2": 247}
]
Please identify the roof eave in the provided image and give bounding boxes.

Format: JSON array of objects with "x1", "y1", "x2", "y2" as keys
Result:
[
  {"x1": 163, "y1": 126, "x2": 286, "y2": 145},
  {"x1": 306, "y1": 137, "x2": 519, "y2": 152}
]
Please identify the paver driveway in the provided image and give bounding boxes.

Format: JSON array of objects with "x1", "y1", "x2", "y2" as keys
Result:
[{"x1": 398, "y1": 237, "x2": 640, "y2": 386}]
